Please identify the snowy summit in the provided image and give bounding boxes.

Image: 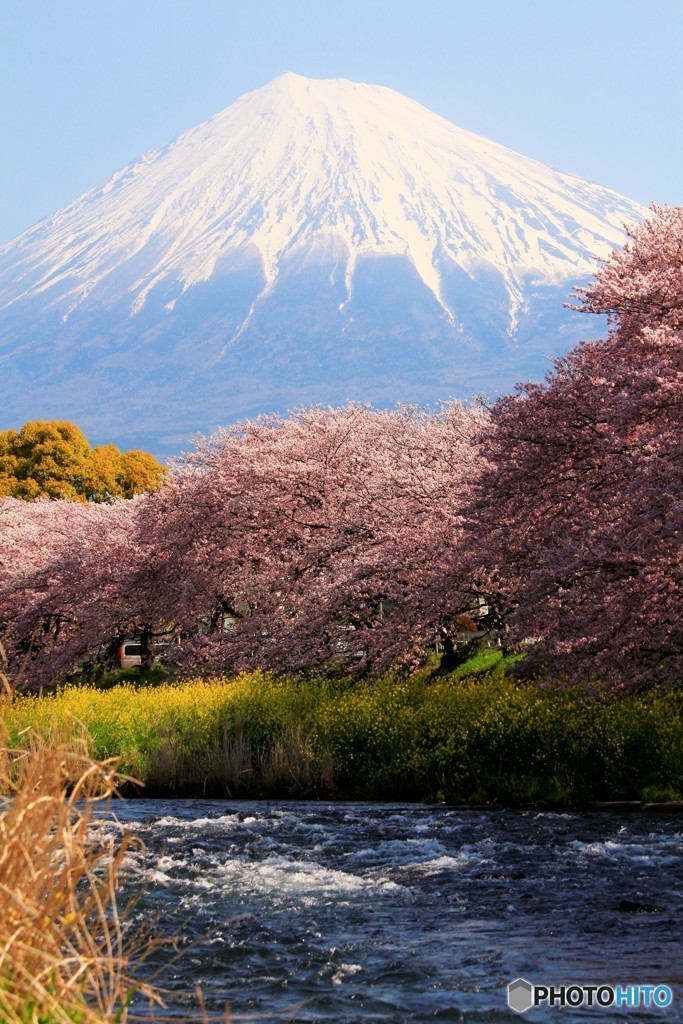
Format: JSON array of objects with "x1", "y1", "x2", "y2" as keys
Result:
[{"x1": 0, "y1": 73, "x2": 646, "y2": 452}]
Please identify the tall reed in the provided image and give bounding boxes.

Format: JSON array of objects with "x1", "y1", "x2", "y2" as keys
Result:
[{"x1": 0, "y1": 719, "x2": 165, "y2": 1024}]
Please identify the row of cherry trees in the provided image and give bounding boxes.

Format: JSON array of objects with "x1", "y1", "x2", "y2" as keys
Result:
[
  {"x1": 0, "y1": 402, "x2": 492, "y2": 686},
  {"x1": 2, "y1": 206, "x2": 682, "y2": 689}
]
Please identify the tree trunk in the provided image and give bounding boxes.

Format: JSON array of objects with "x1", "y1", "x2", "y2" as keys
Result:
[
  {"x1": 140, "y1": 628, "x2": 156, "y2": 671},
  {"x1": 438, "y1": 631, "x2": 460, "y2": 670}
]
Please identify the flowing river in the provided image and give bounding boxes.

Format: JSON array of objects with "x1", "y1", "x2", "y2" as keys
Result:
[{"x1": 113, "y1": 801, "x2": 683, "y2": 1022}]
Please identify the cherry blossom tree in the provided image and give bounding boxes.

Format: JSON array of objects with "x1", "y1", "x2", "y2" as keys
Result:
[
  {"x1": 0, "y1": 497, "x2": 146, "y2": 687},
  {"x1": 476, "y1": 205, "x2": 683, "y2": 687},
  {"x1": 136, "y1": 402, "x2": 491, "y2": 675}
]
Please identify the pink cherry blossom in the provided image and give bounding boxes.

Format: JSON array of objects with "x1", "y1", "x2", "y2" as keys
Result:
[{"x1": 477, "y1": 205, "x2": 683, "y2": 687}]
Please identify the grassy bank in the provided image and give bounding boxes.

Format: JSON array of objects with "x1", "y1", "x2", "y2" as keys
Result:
[{"x1": 6, "y1": 658, "x2": 683, "y2": 806}]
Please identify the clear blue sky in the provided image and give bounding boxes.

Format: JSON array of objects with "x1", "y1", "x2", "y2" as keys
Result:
[{"x1": 2, "y1": 0, "x2": 682, "y2": 244}]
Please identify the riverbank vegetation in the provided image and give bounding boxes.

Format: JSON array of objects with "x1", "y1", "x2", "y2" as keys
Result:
[
  {"x1": 0, "y1": 732, "x2": 166, "y2": 1023},
  {"x1": 6, "y1": 663, "x2": 683, "y2": 806}
]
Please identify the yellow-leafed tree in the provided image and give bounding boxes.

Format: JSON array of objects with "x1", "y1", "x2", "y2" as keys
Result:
[{"x1": 0, "y1": 421, "x2": 165, "y2": 502}]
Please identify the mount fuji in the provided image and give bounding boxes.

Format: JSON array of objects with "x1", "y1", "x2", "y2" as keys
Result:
[{"x1": 0, "y1": 73, "x2": 646, "y2": 453}]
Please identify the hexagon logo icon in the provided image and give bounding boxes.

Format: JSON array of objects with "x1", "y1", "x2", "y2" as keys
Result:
[{"x1": 508, "y1": 978, "x2": 534, "y2": 1013}]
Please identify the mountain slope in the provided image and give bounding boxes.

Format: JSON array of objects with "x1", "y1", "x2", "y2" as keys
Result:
[{"x1": 0, "y1": 73, "x2": 646, "y2": 453}]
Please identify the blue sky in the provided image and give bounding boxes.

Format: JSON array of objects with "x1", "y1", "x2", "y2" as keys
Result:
[{"x1": 2, "y1": 0, "x2": 682, "y2": 243}]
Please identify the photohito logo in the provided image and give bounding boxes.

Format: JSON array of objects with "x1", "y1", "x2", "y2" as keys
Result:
[{"x1": 508, "y1": 978, "x2": 673, "y2": 1013}]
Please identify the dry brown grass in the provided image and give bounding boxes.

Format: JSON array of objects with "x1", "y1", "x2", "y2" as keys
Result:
[
  {"x1": 0, "y1": 709, "x2": 167, "y2": 1024},
  {"x1": 0, "y1": 644, "x2": 301, "y2": 1023},
  {"x1": 0, "y1": 726, "x2": 306, "y2": 1024}
]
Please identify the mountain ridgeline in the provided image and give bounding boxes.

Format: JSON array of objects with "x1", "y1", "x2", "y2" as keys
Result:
[{"x1": 0, "y1": 73, "x2": 645, "y2": 453}]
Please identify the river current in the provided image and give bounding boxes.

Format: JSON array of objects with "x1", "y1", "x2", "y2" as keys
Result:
[{"x1": 113, "y1": 801, "x2": 683, "y2": 1022}]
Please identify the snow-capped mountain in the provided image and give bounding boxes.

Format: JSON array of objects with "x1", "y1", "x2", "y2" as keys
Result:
[{"x1": 0, "y1": 73, "x2": 646, "y2": 453}]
